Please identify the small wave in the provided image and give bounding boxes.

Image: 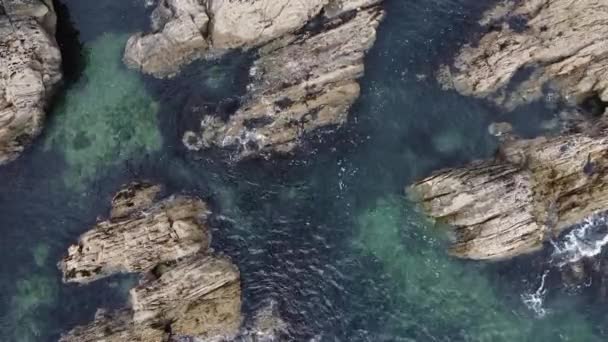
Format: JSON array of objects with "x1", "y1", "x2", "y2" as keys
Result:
[
  {"x1": 521, "y1": 271, "x2": 549, "y2": 318},
  {"x1": 551, "y1": 214, "x2": 608, "y2": 266}
]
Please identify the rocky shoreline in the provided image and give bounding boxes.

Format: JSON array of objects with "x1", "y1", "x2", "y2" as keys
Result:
[
  {"x1": 126, "y1": 0, "x2": 385, "y2": 160},
  {"x1": 0, "y1": 0, "x2": 62, "y2": 164},
  {"x1": 413, "y1": 0, "x2": 608, "y2": 264}
]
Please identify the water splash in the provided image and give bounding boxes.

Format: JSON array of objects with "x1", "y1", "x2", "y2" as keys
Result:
[
  {"x1": 521, "y1": 271, "x2": 549, "y2": 318},
  {"x1": 551, "y1": 214, "x2": 608, "y2": 266}
]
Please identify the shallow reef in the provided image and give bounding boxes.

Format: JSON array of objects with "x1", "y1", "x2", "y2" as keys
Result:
[{"x1": 44, "y1": 33, "x2": 161, "y2": 190}]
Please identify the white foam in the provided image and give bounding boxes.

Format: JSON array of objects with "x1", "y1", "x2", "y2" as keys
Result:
[
  {"x1": 521, "y1": 271, "x2": 549, "y2": 318},
  {"x1": 551, "y1": 214, "x2": 608, "y2": 266}
]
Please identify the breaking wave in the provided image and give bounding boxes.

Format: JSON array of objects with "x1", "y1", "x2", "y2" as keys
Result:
[{"x1": 550, "y1": 214, "x2": 608, "y2": 267}]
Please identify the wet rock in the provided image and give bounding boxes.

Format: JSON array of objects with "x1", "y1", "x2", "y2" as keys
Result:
[
  {"x1": 184, "y1": 2, "x2": 385, "y2": 160},
  {"x1": 60, "y1": 182, "x2": 242, "y2": 341},
  {"x1": 0, "y1": 0, "x2": 62, "y2": 164},
  {"x1": 126, "y1": 0, "x2": 384, "y2": 160},
  {"x1": 488, "y1": 122, "x2": 513, "y2": 137},
  {"x1": 437, "y1": 0, "x2": 608, "y2": 112},
  {"x1": 410, "y1": 131, "x2": 608, "y2": 260},
  {"x1": 239, "y1": 299, "x2": 290, "y2": 342}
]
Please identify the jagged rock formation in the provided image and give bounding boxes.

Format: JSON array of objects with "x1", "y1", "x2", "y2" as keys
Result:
[
  {"x1": 60, "y1": 183, "x2": 210, "y2": 284},
  {"x1": 126, "y1": 0, "x2": 384, "y2": 160},
  {"x1": 131, "y1": 255, "x2": 241, "y2": 339},
  {"x1": 238, "y1": 299, "x2": 290, "y2": 341},
  {"x1": 59, "y1": 182, "x2": 242, "y2": 342},
  {"x1": 184, "y1": 1, "x2": 384, "y2": 160},
  {"x1": 410, "y1": 131, "x2": 608, "y2": 261},
  {"x1": 0, "y1": 0, "x2": 62, "y2": 164},
  {"x1": 124, "y1": 0, "x2": 328, "y2": 78},
  {"x1": 437, "y1": 0, "x2": 608, "y2": 112}
]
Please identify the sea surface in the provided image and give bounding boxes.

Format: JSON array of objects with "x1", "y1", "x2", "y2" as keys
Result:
[{"x1": 0, "y1": 0, "x2": 606, "y2": 341}]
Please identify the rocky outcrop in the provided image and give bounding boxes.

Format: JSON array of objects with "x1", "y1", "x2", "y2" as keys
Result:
[
  {"x1": 131, "y1": 255, "x2": 241, "y2": 339},
  {"x1": 410, "y1": 131, "x2": 608, "y2": 261},
  {"x1": 123, "y1": 0, "x2": 329, "y2": 78},
  {"x1": 59, "y1": 182, "x2": 242, "y2": 342},
  {"x1": 59, "y1": 309, "x2": 167, "y2": 342},
  {"x1": 437, "y1": 0, "x2": 608, "y2": 112},
  {"x1": 183, "y1": 2, "x2": 384, "y2": 160},
  {"x1": 125, "y1": 0, "x2": 384, "y2": 160},
  {"x1": 0, "y1": 0, "x2": 62, "y2": 164}
]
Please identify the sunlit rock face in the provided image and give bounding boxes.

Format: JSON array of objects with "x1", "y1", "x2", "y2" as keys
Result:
[
  {"x1": 411, "y1": 0, "x2": 608, "y2": 262},
  {"x1": 411, "y1": 130, "x2": 608, "y2": 260},
  {"x1": 184, "y1": 4, "x2": 384, "y2": 160},
  {"x1": 59, "y1": 183, "x2": 242, "y2": 342},
  {"x1": 125, "y1": 0, "x2": 385, "y2": 161},
  {"x1": 44, "y1": 33, "x2": 161, "y2": 190},
  {"x1": 0, "y1": 0, "x2": 62, "y2": 164},
  {"x1": 438, "y1": 0, "x2": 608, "y2": 113}
]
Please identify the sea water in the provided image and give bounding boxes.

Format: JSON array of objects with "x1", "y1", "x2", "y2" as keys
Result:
[{"x1": 0, "y1": 0, "x2": 606, "y2": 341}]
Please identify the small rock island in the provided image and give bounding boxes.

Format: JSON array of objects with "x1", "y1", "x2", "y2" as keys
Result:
[
  {"x1": 59, "y1": 183, "x2": 242, "y2": 341},
  {"x1": 0, "y1": 0, "x2": 62, "y2": 164}
]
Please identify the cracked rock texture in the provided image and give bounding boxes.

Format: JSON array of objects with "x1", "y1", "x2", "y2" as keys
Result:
[
  {"x1": 182, "y1": 1, "x2": 385, "y2": 160},
  {"x1": 59, "y1": 182, "x2": 211, "y2": 284},
  {"x1": 410, "y1": 131, "x2": 608, "y2": 261},
  {"x1": 0, "y1": 0, "x2": 62, "y2": 164},
  {"x1": 438, "y1": 0, "x2": 608, "y2": 111},
  {"x1": 124, "y1": 0, "x2": 328, "y2": 78},
  {"x1": 59, "y1": 182, "x2": 242, "y2": 342}
]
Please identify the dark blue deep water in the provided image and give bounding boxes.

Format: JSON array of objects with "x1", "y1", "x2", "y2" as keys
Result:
[{"x1": 0, "y1": 0, "x2": 605, "y2": 341}]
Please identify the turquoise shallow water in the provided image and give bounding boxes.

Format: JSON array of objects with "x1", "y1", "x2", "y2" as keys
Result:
[{"x1": 0, "y1": 0, "x2": 606, "y2": 341}]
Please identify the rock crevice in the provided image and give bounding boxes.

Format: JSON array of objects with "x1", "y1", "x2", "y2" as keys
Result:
[
  {"x1": 0, "y1": 0, "x2": 62, "y2": 164},
  {"x1": 438, "y1": 0, "x2": 608, "y2": 112},
  {"x1": 125, "y1": 0, "x2": 384, "y2": 160}
]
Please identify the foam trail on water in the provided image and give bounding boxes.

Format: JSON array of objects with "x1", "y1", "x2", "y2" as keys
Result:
[
  {"x1": 521, "y1": 270, "x2": 549, "y2": 318},
  {"x1": 551, "y1": 214, "x2": 608, "y2": 266}
]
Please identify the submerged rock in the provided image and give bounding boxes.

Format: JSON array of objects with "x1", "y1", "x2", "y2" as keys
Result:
[
  {"x1": 59, "y1": 182, "x2": 242, "y2": 341},
  {"x1": 410, "y1": 131, "x2": 608, "y2": 260},
  {"x1": 0, "y1": 0, "x2": 62, "y2": 164},
  {"x1": 126, "y1": 0, "x2": 384, "y2": 160},
  {"x1": 438, "y1": 0, "x2": 608, "y2": 112}
]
